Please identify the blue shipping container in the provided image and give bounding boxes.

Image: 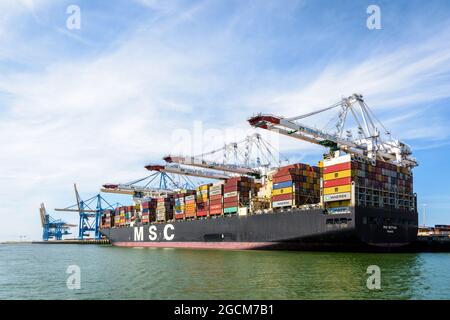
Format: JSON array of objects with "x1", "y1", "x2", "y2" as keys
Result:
[{"x1": 273, "y1": 181, "x2": 293, "y2": 189}]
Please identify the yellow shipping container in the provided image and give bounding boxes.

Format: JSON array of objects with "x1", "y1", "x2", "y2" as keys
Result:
[
  {"x1": 272, "y1": 187, "x2": 293, "y2": 196},
  {"x1": 197, "y1": 185, "x2": 209, "y2": 191},
  {"x1": 323, "y1": 169, "x2": 353, "y2": 181},
  {"x1": 323, "y1": 184, "x2": 352, "y2": 195},
  {"x1": 327, "y1": 200, "x2": 351, "y2": 208}
]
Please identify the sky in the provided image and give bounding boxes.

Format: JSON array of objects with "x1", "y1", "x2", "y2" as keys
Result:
[{"x1": 1, "y1": 0, "x2": 450, "y2": 241}]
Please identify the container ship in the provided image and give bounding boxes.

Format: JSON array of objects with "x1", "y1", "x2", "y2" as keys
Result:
[{"x1": 99, "y1": 94, "x2": 419, "y2": 251}]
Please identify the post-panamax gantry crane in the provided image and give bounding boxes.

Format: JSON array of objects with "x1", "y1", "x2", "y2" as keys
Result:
[
  {"x1": 39, "y1": 203, "x2": 75, "y2": 241},
  {"x1": 54, "y1": 184, "x2": 117, "y2": 240},
  {"x1": 101, "y1": 169, "x2": 197, "y2": 199},
  {"x1": 248, "y1": 93, "x2": 418, "y2": 168},
  {"x1": 104, "y1": 134, "x2": 287, "y2": 197},
  {"x1": 145, "y1": 164, "x2": 233, "y2": 180},
  {"x1": 162, "y1": 133, "x2": 287, "y2": 178}
]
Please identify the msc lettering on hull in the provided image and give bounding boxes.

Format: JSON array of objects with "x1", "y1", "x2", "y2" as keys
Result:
[{"x1": 133, "y1": 224, "x2": 175, "y2": 241}]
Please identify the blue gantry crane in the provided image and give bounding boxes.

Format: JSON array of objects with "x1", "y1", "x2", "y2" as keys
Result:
[
  {"x1": 54, "y1": 184, "x2": 117, "y2": 240},
  {"x1": 39, "y1": 203, "x2": 75, "y2": 241},
  {"x1": 101, "y1": 169, "x2": 197, "y2": 199}
]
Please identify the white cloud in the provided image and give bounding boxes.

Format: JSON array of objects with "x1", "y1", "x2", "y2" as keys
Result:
[{"x1": 242, "y1": 30, "x2": 450, "y2": 147}]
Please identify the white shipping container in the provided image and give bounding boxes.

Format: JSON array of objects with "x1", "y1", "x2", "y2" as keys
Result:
[
  {"x1": 323, "y1": 154, "x2": 352, "y2": 167},
  {"x1": 272, "y1": 200, "x2": 293, "y2": 208},
  {"x1": 224, "y1": 191, "x2": 238, "y2": 198},
  {"x1": 185, "y1": 195, "x2": 195, "y2": 201},
  {"x1": 209, "y1": 189, "x2": 222, "y2": 196},
  {"x1": 324, "y1": 192, "x2": 351, "y2": 202}
]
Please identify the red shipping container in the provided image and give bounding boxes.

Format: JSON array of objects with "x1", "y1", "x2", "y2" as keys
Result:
[
  {"x1": 209, "y1": 203, "x2": 222, "y2": 208},
  {"x1": 224, "y1": 186, "x2": 239, "y2": 193},
  {"x1": 323, "y1": 177, "x2": 352, "y2": 188},
  {"x1": 272, "y1": 193, "x2": 293, "y2": 201},
  {"x1": 273, "y1": 175, "x2": 294, "y2": 183},
  {"x1": 209, "y1": 210, "x2": 222, "y2": 216},
  {"x1": 175, "y1": 214, "x2": 184, "y2": 220},
  {"x1": 210, "y1": 203, "x2": 222, "y2": 208},
  {"x1": 210, "y1": 204, "x2": 222, "y2": 211},
  {"x1": 323, "y1": 162, "x2": 351, "y2": 174},
  {"x1": 209, "y1": 194, "x2": 222, "y2": 201},
  {"x1": 224, "y1": 202, "x2": 238, "y2": 208},
  {"x1": 197, "y1": 211, "x2": 208, "y2": 217},
  {"x1": 223, "y1": 196, "x2": 238, "y2": 204}
]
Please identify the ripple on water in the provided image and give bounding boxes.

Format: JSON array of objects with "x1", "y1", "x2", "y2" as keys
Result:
[{"x1": 0, "y1": 245, "x2": 449, "y2": 299}]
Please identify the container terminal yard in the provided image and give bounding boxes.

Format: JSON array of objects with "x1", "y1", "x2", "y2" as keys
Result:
[{"x1": 41, "y1": 94, "x2": 450, "y2": 252}]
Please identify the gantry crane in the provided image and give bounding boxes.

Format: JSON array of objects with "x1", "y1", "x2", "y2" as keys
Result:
[
  {"x1": 162, "y1": 133, "x2": 287, "y2": 179},
  {"x1": 101, "y1": 169, "x2": 197, "y2": 199},
  {"x1": 39, "y1": 203, "x2": 75, "y2": 241},
  {"x1": 54, "y1": 184, "x2": 117, "y2": 240},
  {"x1": 104, "y1": 135, "x2": 288, "y2": 199},
  {"x1": 248, "y1": 93, "x2": 418, "y2": 168},
  {"x1": 145, "y1": 164, "x2": 234, "y2": 180}
]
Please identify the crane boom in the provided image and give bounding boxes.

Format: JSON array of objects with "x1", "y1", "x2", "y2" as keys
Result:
[
  {"x1": 54, "y1": 208, "x2": 97, "y2": 213},
  {"x1": 101, "y1": 184, "x2": 174, "y2": 197},
  {"x1": 163, "y1": 156, "x2": 259, "y2": 176},
  {"x1": 146, "y1": 164, "x2": 232, "y2": 180},
  {"x1": 248, "y1": 94, "x2": 418, "y2": 168}
]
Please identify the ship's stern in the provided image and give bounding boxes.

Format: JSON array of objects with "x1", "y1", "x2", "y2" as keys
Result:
[{"x1": 354, "y1": 206, "x2": 418, "y2": 248}]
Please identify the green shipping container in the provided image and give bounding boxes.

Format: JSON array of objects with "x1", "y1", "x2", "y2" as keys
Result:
[{"x1": 224, "y1": 207, "x2": 238, "y2": 214}]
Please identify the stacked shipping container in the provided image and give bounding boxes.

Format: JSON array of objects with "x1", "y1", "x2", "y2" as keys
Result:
[
  {"x1": 102, "y1": 154, "x2": 415, "y2": 229},
  {"x1": 322, "y1": 156, "x2": 352, "y2": 208},
  {"x1": 104, "y1": 210, "x2": 113, "y2": 228},
  {"x1": 271, "y1": 163, "x2": 321, "y2": 208},
  {"x1": 209, "y1": 182, "x2": 224, "y2": 216},
  {"x1": 323, "y1": 154, "x2": 415, "y2": 211},
  {"x1": 223, "y1": 177, "x2": 256, "y2": 214},
  {"x1": 141, "y1": 199, "x2": 157, "y2": 224},
  {"x1": 119, "y1": 207, "x2": 126, "y2": 226},
  {"x1": 174, "y1": 193, "x2": 185, "y2": 220},
  {"x1": 114, "y1": 207, "x2": 120, "y2": 226},
  {"x1": 196, "y1": 184, "x2": 210, "y2": 217},
  {"x1": 184, "y1": 194, "x2": 196, "y2": 219},
  {"x1": 173, "y1": 190, "x2": 196, "y2": 220},
  {"x1": 156, "y1": 197, "x2": 174, "y2": 222}
]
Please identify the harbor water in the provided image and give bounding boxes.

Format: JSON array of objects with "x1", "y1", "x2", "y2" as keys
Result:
[{"x1": 0, "y1": 244, "x2": 449, "y2": 300}]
